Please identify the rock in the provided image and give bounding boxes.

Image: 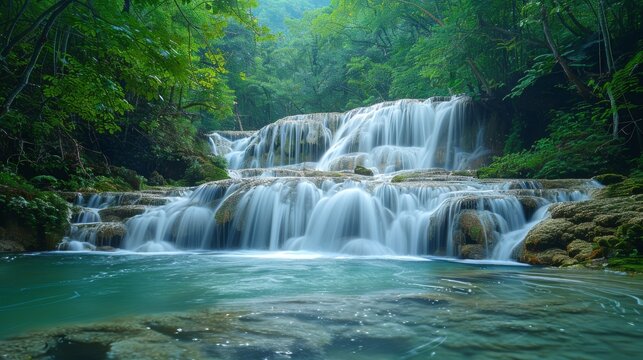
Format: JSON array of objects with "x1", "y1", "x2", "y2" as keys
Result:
[
  {"x1": 552, "y1": 253, "x2": 577, "y2": 267},
  {"x1": 459, "y1": 244, "x2": 485, "y2": 259},
  {"x1": 354, "y1": 165, "x2": 374, "y2": 176},
  {"x1": 0, "y1": 223, "x2": 36, "y2": 251},
  {"x1": 0, "y1": 239, "x2": 26, "y2": 252},
  {"x1": 73, "y1": 222, "x2": 127, "y2": 248},
  {"x1": 516, "y1": 196, "x2": 543, "y2": 219},
  {"x1": 456, "y1": 210, "x2": 496, "y2": 246},
  {"x1": 594, "y1": 214, "x2": 622, "y2": 228},
  {"x1": 147, "y1": 171, "x2": 166, "y2": 186},
  {"x1": 592, "y1": 173, "x2": 626, "y2": 185},
  {"x1": 99, "y1": 205, "x2": 146, "y2": 222},
  {"x1": 523, "y1": 218, "x2": 574, "y2": 252},
  {"x1": 594, "y1": 235, "x2": 619, "y2": 248},
  {"x1": 520, "y1": 248, "x2": 567, "y2": 265},
  {"x1": 566, "y1": 240, "x2": 593, "y2": 261}
]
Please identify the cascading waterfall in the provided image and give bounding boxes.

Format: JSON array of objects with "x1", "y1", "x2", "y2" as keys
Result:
[
  {"x1": 211, "y1": 97, "x2": 489, "y2": 174},
  {"x1": 63, "y1": 96, "x2": 600, "y2": 260}
]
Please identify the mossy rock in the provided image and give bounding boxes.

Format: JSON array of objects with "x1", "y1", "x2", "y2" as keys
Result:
[
  {"x1": 594, "y1": 235, "x2": 619, "y2": 248},
  {"x1": 98, "y1": 205, "x2": 146, "y2": 222},
  {"x1": 597, "y1": 177, "x2": 643, "y2": 198},
  {"x1": 566, "y1": 239, "x2": 593, "y2": 261},
  {"x1": 459, "y1": 244, "x2": 485, "y2": 259},
  {"x1": 592, "y1": 173, "x2": 626, "y2": 185},
  {"x1": 516, "y1": 196, "x2": 543, "y2": 218},
  {"x1": 109, "y1": 166, "x2": 144, "y2": 190},
  {"x1": 520, "y1": 248, "x2": 567, "y2": 265},
  {"x1": 523, "y1": 218, "x2": 574, "y2": 252},
  {"x1": 354, "y1": 166, "x2": 374, "y2": 176},
  {"x1": 456, "y1": 210, "x2": 496, "y2": 246}
]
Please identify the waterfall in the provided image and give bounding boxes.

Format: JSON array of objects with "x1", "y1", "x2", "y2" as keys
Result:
[
  {"x1": 211, "y1": 97, "x2": 489, "y2": 173},
  {"x1": 64, "y1": 96, "x2": 600, "y2": 260}
]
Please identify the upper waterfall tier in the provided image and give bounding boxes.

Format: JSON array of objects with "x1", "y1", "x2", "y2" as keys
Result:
[{"x1": 209, "y1": 96, "x2": 495, "y2": 174}]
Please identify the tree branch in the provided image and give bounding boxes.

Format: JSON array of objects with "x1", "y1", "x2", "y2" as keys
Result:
[{"x1": 0, "y1": 0, "x2": 73, "y2": 118}]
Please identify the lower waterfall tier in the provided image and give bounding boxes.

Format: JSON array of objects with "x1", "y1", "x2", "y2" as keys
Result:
[{"x1": 61, "y1": 171, "x2": 598, "y2": 260}]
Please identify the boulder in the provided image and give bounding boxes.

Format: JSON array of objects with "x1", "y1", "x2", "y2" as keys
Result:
[
  {"x1": 566, "y1": 240, "x2": 593, "y2": 261},
  {"x1": 523, "y1": 218, "x2": 574, "y2": 252},
  {"x1": 99, "y1": 205, "x2": 146, "y2": 222},
  {"x1": 456, "y1": 210, "x2": 496, "y2": 246},
  {"x1": 520, "y1": 248, "x2": 568, "y2": 265},
  {"x1": 459, "y1": 244, "x2": 485, "y2": 259},
  {"x1": 354, "y1": 165, "x2": 374, "y2": 176}
]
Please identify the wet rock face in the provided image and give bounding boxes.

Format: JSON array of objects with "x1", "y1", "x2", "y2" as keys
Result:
[{"x1": 453, "y1": 210, "x2": 498, "y2": 260}]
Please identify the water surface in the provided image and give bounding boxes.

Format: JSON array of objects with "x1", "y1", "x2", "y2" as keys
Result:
[{"x1": 1, "y1": 252, "x2": 641, "y2": 359}]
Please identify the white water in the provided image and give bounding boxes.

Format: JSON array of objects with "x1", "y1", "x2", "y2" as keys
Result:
[
  {"x1": 211, "y1": 97, "x2": 489, "y2": 173},
  {"x1": 65, "y1": 97, "x2": 600, "y2": 260}
]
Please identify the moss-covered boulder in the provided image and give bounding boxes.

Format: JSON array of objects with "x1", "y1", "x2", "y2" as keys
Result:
[
  {"x1": 455, "y1": 210, "x2": 496, "y2": 246},
  {"x1": 73, "y1": 222, "x2": 127, "y2": 248},
  {"x1": 566, "y1": 239, "x2": 593, "y2": 261},
  {"x1": 354, "y1": 166, "x2": 374, "y2": 176},
  {"x1": 523, "y1": 218, "x2": 573, "y2": 252},
  {"x1": 519, "y1": 187, "x2": 642, "y2": 271},
  {"x1": 459, "y1": 244, "x2": 485, "y2": 259},
  {"x1": 99, "y1": 205, "x2": 146, "y2": 222}
]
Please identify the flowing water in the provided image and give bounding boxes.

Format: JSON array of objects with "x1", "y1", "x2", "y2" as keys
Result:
[
  {"x1": 1, "y1": 253, "x2": 641, "y2": 359},
  {"x1": 62, "y1": 96, "x2": 599, "y2": 259}
]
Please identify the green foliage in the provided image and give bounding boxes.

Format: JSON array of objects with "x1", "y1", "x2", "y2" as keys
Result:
[
  {"x1": 479, "y1": 103, "x2": 627, "y2": 179},
  {"x1": 600, "y1": 176, "x2": 643, "y2": 198},
  {"x1": 0, "y1": 168, "x2": 70, "y2": 249},
  {"x1": 607, "y1": 257, "x2": 643, "y2": 273},
  {"x1": 614, "y1": 223, "x2": 643, "y2": 257},
  {"x1": 506, "y1": 54, "x2": 556, "y2": 99},
  {"x1": 183, "y1": 157, "x2": 229, "y2": 186},
  {"x1": 1, "y1": 0, "x2": 250, "y2": 184}
]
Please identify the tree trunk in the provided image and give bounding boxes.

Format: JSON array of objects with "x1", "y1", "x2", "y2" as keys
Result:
[
  {"x1": 597, "y1": 0, "x2": 619, "y2": 138},
  {"x1": 1, "y1": 0, "x2": 69, "y2": 58},
  {"x1": 541, "y1": 5, "x2": 594, "y2": 99}
]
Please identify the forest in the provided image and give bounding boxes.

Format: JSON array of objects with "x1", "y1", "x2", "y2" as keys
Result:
[{"x1": 0, "y1": 0, "x2": 641, "y2": 249}]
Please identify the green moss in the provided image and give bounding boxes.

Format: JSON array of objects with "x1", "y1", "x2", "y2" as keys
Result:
[
  {"x1": 469, "y1": 226, "x2": 482, "y2": 241},
  {"x1": 593, "y1": 173, "x2": 626, "y2": 185},
  {"x1": 354, "y1": 165, "x2": 374, "y2": 176},
  {"x1": 391, "y1": 174, "x2": 407, "y2": 183},
  {"x1": 599, "y1": 176, "x2": 643, "y2": 198},
  {"x1": 183, "y1": 156, "x2": 229, "y2": 186},
  {"x1": 607, "y1": 257, "x2": 643, "y2": 273}
]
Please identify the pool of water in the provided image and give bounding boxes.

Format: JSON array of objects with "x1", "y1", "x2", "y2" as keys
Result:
[{"x1": 1, "y1": 252, "x2": 641, "y2": 359}]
